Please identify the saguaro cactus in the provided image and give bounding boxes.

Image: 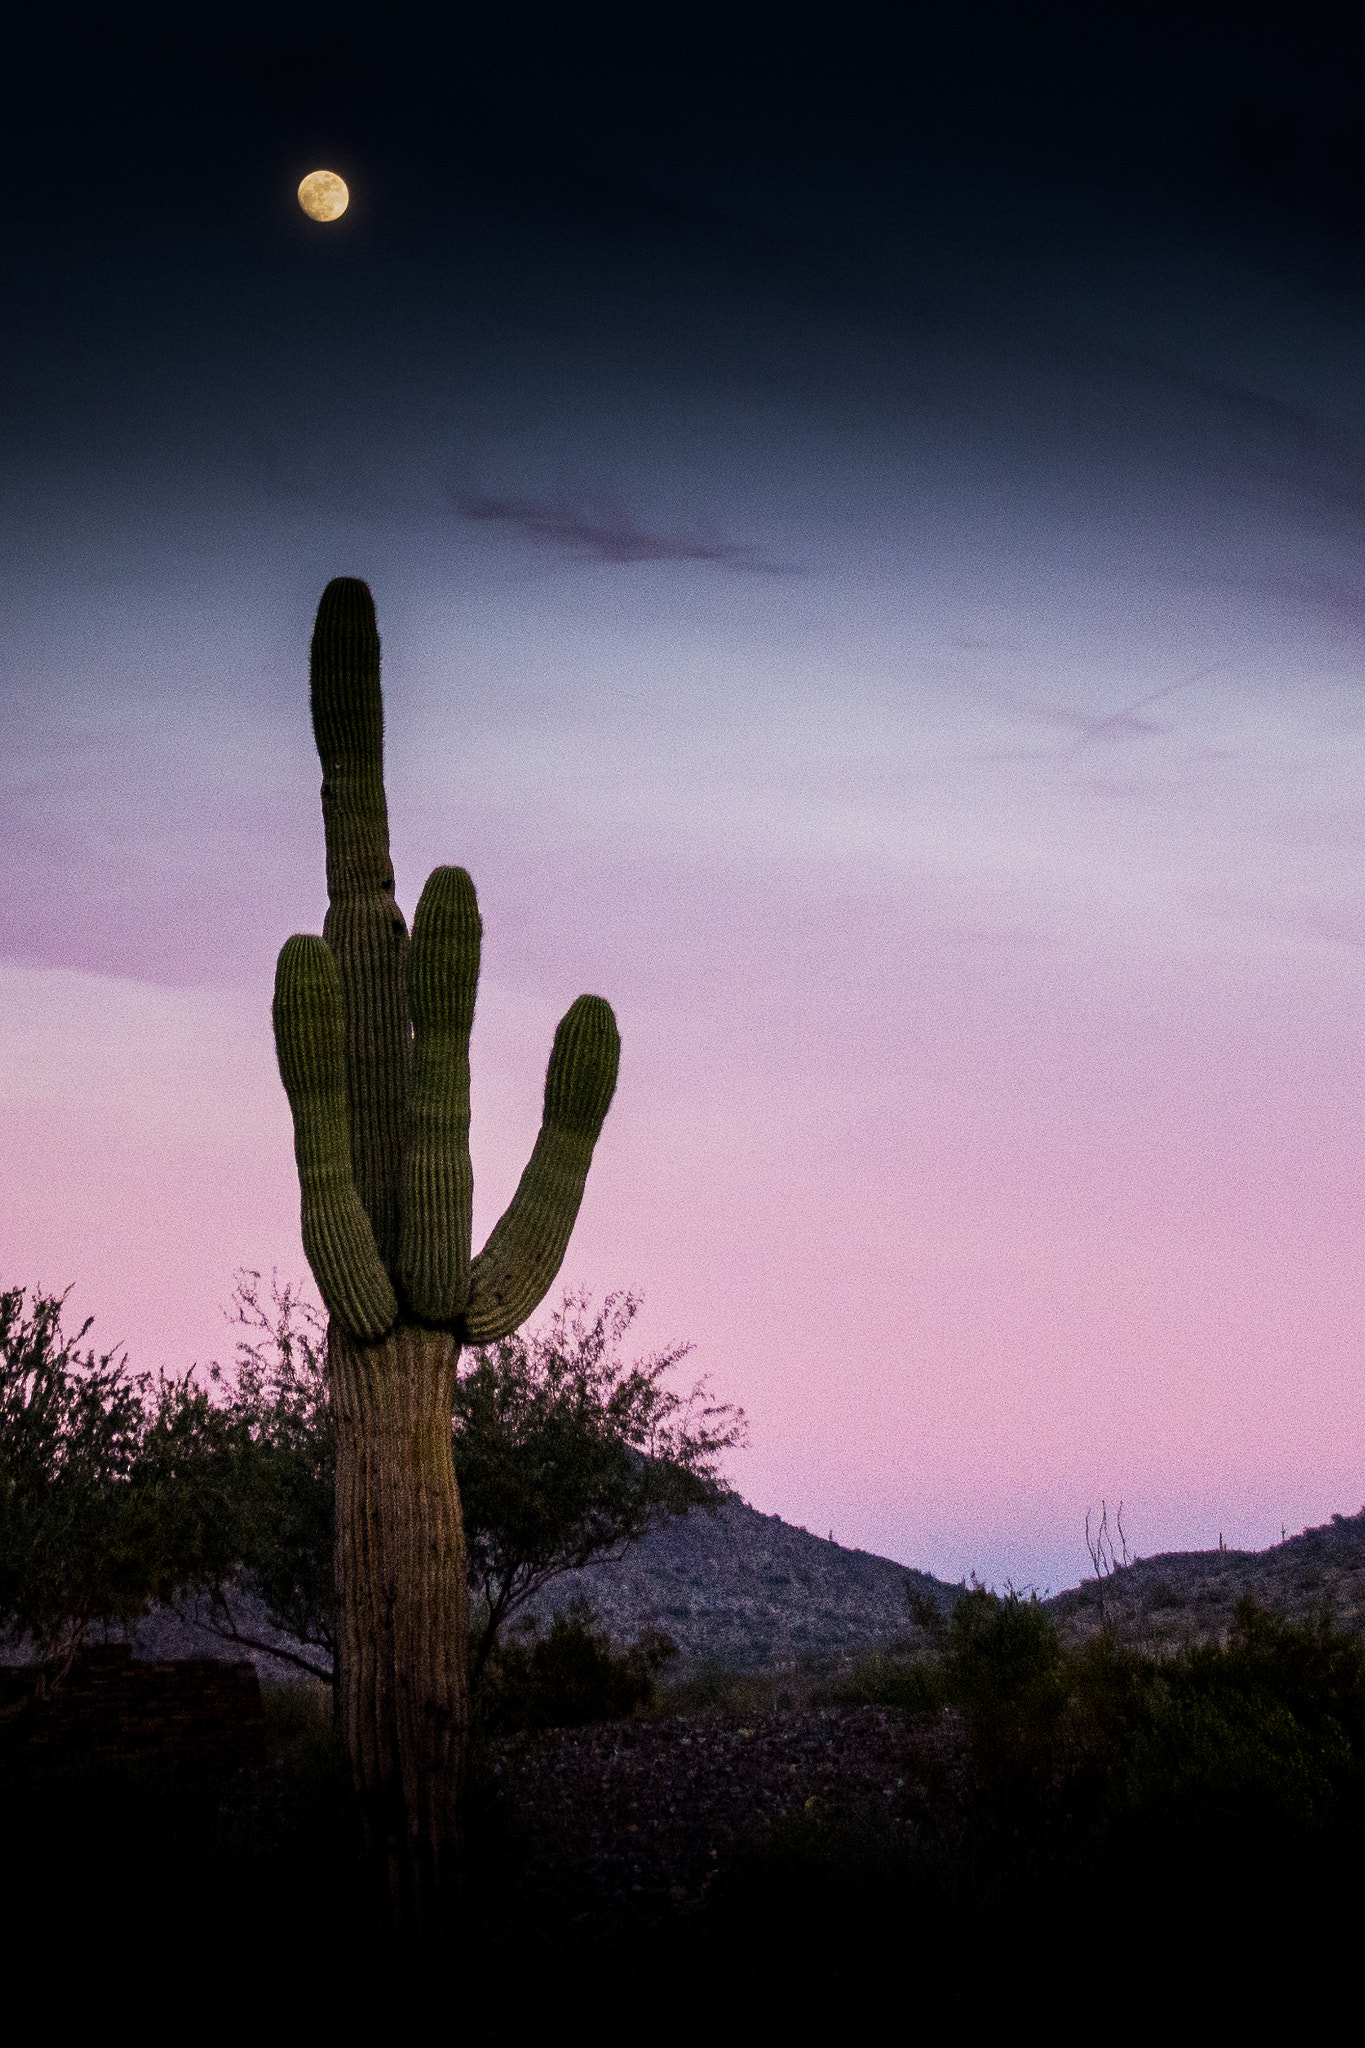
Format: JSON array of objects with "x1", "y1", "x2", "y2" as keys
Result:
[{"x1": 272, "y1": 578, "x2": 619, "y2": 1931}]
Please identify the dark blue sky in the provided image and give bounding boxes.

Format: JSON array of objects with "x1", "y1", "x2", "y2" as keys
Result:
[{"x1": 11, "y1": 3, "x2": 1365, "y2": 988}]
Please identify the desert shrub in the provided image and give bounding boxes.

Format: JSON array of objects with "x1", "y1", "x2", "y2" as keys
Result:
[
  {"x1": 941, "y1": 1583, "x2": 1072, "y2": 1827},
  {"x1": 1219, "y1": 1594, "x2": 1365, "y2": 1749},
  {"x1": 259, "y1": 1678, "x2": 342, "y2": 1767},
  {"x1": 0, "y1": 1284, "x2": 245, "y2": 1684},
  {"x1": 681, "y1": 1587, "x2": 1365, "y2": 1916},
  {"x1": 947, "y1": 1582, "x2": 1063, "y2": 1709},
  {"x1": 664, "y1": 1669, "x2": 797, "y2": 1717},
  {"x1": 919, "y1": 1589, "x2": 1365, "y2": 1910},
  {"x1": 475, "y1": 1602, "x2": 678, "y2": 1733},
  {"x1": 809, "y1": 1650, "x2": 939, "y2": 1715},
  {"x1": 663, "y1": 1664, "x2": 856, "y2": 1715},
  {"x1": 1116, "y1": 1598, "x2": 1365, "y2": 1871},
  {"x1": 0, "y1": 1286, "x2": 149, "y2": 1678}
]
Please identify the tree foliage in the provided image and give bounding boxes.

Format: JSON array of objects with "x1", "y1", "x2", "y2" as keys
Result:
[
  {"x1": 179, "y1": 1272, "x2": 338, "y2": 1681},
  {"x1": 475, "y1": 1600, "x2": 679, "y2": 1734},
  {"x1": 179, "y1": 1274, "x2": 745, "y2": 1688},
  {"x1": 0, "y1": 1286, "x2": 162, "y2": 1684},
  {"x1": 0, "y1": 1271, "x2": 743, "y2": 1697},
  {"x1": 459, "y1": 1288, "x2": 743, "y2": 1677}
]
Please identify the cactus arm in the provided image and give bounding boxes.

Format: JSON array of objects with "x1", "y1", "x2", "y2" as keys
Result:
[
  {"x1": 400, "y1": 865, "x2": 482, "y2": 1321},
  {"x1": 272, "y1": 936, "x2": 399, "y2": 1340},
  {"x1": 461, "y1": 994, "x2": 620, "y2": 1345},
  {"x1": 310, "y1": 577, "x2": 411, "y2": 1271}
]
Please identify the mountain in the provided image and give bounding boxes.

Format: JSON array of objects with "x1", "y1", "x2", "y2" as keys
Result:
[
  {"x1": 1048, "y1": 1505, "x2": 1365, "y2": 1654},
  {"x1": 534, "y1": 1498, "x2": 1365, "y2": 1672},
  {"x1": 510, "y1": 1496, "x2": 952, "y2": 1673},
  {"x1": 16, "y1": 1499, "x2": 1365, "y2": 1684},
  {"x1": 118, "y1": 1495, "x2": 953, "y2": 1681}
]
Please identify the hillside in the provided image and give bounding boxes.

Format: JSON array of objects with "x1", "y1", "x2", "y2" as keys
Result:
[
  {"x1": 509, "y1": 1497, "x2": 1365, "y2": 1669},
  {"x1": 1048, "y1": 1504, "x2": 1365, "y2": 1653},
  {"x1": 120, "y1": 1494, "x2": 954, "y2": 1681},
  {"x1": 509, "y1": 1496, "x2": 951, "y2": 1672},
  {"x1": 19, "y1": 1498, "x2": 1365, "y2": 1682}
]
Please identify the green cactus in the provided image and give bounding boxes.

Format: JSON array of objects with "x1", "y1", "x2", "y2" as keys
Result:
[
  {"x1": 270, "y1": 576, "x2": 620, "y2": 1931},
  {"x1": 273, "y1": 576, "x2": 620, "y2": 1344}
]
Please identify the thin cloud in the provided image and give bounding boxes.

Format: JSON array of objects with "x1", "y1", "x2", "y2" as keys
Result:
[
  {"x1": 1257, "y1": 573, "x2": 1365, "y2": 635},
  {"x1": 1083, "y1": 336, "x2": 1330, "y2": 451},
  {"x1": 454, "y1": 491, "x2": 788, "y2": 571},
  {"x1": 1300, "y1": 911, "x2": 1365, "y2": 954},
  {"x1": 1082, "y1": 337, "x2": 1365, "y2": 536},
  {"x1": 972, "y1": 666, "x2": 1221, "y2": 764},
  {"x1": 1032, "y1": 700, "x2": 1170, "y2": 745},
  {"x1": 1055, "y1": 668, "x2": 1217, "y2": 749}
]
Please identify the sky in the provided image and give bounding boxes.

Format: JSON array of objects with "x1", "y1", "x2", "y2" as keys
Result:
[{"x1": 5, "y1": 6, "x2": 1365, "y2": 1593}]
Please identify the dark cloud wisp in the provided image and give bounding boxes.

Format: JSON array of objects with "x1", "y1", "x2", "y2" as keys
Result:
[{"x1": 455, "y1": 492, "x2": 786, "y2": 571}]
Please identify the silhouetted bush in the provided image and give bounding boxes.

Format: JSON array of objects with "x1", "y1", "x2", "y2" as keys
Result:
[
  {"x1": 1114, "y1": 1597, "x2": 1365, "y2": 1878},
  {"x1": 947, "y1": 1582, "x2": 1061, "y2": 1708},
  {"x1": 475, "y1": 1601, "x2": 678, "y2": 1733},
  {"x1": 809, "y1": 1651, "x2": 939, "y2": 1715},
  {"x1": 778, "y1": 1586, "x2": 1365, "y2": 1923},
  {"x1": 664, "y1": 1668, "x2": 802, "y2": 1716},
  {"x1": 938, "y1": 1590, "x2": 1365, "y2": 1920}
]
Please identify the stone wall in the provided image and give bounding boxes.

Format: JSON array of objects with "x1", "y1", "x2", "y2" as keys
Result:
[{"x1": 0, "y1": 1643, "x2": 266, "y2": 1773}]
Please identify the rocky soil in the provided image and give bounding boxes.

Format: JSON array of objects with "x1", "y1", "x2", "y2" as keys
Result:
[{"x1": 474, "y1": 1703, "x2": 967, "y2": 1933}]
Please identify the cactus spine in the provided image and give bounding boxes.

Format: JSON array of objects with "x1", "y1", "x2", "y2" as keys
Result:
[{"x1": 271, "y1": 577, "x2": 619, "y2": 1931}]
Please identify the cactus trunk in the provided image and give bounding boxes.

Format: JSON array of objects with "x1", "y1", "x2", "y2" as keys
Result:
[{"x1": 329, "y1": 1321, "x2": 468, "y2": 1932}]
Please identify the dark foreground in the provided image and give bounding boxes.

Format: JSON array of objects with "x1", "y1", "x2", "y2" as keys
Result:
[{"x1": 5, "y1": 1602, "x2": 1365, "y2": 2022}]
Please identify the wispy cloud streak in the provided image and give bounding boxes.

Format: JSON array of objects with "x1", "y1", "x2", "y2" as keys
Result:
[
  {"x1": 455, "y1": 491, "x2": 787, "y2": 571},
  {"x1": 973, "y1": 665, "x2": 1222, "y2": 764}
]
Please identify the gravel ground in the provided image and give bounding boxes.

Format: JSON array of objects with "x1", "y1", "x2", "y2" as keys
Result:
[{"x1": 478, "y1": 1704, "x2": 969, "y2": 1933}]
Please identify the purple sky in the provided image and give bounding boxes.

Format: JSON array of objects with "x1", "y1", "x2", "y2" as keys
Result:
[{"x1": 5, "y1": 12, "x2": 1365, "y2": 1590}]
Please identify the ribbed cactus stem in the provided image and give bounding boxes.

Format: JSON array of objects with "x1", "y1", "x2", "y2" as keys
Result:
[
  {"x1": 401, "y1": 865, "x2": 482, "y2": 1321},
  {"x1": 311, "y1": 578, "x2": 410, "y2": 1271},
  {"x1": 462, "y1": 994, "x2": 621, "y2": 1344},
  {"x1": 274, "y1": 576, "x2": 622, "y2": 1934},
  {"x1": 272, "y1": 936, "x2": 398, "y2": 1340}
]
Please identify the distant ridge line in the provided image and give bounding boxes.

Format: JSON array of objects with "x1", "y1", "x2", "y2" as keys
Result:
[{"x1": 9, "y1": 1503, "x2": 1362, "y2": 1682}]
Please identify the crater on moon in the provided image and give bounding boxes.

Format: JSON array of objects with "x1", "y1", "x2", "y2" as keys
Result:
[{"x1": 298, "y1": 170, "x2": 349, "y2": 223}]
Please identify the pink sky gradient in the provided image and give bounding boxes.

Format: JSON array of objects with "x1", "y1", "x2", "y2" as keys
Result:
[
  {"x1": 6, "y1": 179, "x2": 1365, "y2": 1595},
  {"x1": 6, "y1": 558, "x2": 1365, "y2": 1597}
]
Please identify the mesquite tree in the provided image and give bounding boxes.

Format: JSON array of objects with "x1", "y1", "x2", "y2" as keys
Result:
[{"x1": 272, "y1": 578, "x2": 619, "y2": 1931}]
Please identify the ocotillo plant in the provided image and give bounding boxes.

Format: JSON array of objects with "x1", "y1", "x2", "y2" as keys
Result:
[{"x1": 272, "y1": 578, "x2": 619, "y2": 1933}]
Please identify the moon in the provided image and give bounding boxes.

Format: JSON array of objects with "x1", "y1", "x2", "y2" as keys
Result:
[{"x1": 298, "y1": 171, "x2": 349, "y2": 223}]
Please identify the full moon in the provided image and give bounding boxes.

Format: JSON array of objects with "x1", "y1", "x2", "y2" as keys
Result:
[{"x1": 297, "y1": 170, "x2": 349, "y2": 223}]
